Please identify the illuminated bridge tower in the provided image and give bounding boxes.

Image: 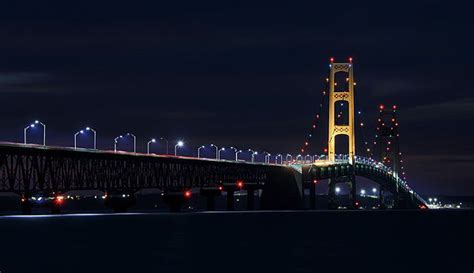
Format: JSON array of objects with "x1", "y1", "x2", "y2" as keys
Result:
[
  {"x1": 327, "y1": 58, "x2": 357, "y2": 209},
  {"x1": 328, "y1": 58, "x2": 356, "y2": 164}
]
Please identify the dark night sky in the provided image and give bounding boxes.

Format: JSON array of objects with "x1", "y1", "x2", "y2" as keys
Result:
[{"x1": 1, "y1": 1, "x2": 473, "y2": 196}]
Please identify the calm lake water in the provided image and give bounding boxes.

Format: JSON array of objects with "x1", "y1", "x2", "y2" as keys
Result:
[{"x1": 0, "y1": 210, "x2": 472, "y2": 273}]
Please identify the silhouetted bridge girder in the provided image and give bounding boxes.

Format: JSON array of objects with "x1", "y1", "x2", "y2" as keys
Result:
[
  {"x1": 0, "y1": 143, "x2": 304, "y2": 212},
  {"x1": 0, "y1": 143, "x2": 426, "y2": 212}
]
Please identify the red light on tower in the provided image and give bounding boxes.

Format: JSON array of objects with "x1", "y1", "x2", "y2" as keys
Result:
[
  {"x1": 323, "y1": 147, "x2": 328, "y2": 154},
  {"x1": 349, "y1": 57, "x2": 353, "y2": 63},
  {"x1": 392, "y1": 105, "x2": 397, "y2": 110},
  {"x1": 379, "y1": 104, "x2": 385, "y2": 110},
  {"x1": 237, "y1": 180, "x2": 244, "y2": 189},
  {"x1": 330, "y1": 57, "x2": 334, "y2": 63},
  {"x1": 184, "y1": 191, "x2": 192, "y2": 198}
]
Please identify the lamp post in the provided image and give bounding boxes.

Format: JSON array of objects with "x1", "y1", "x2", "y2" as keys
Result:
[
  {"x1": 159, "y1": 137, "x2": 169, "y2": 154},
  {"x1": 74, "y1": 127, "x2": 96, "y2": 150},
  {"x1": 248, "y1": 149, "x2": 257, "y2": 163},
  {"x1": 24, "y1": 123, "x2": 34, "y2": 144},
  {"x1": 275, "y1": 154, "x2": 283, "y2": 164},
  {"x1": 210, "y1": 144, "x2": 219, "y2": 159},
  {"x1": 235, "y1": 149, "x2": 243, "y2": 161},
  {"x1": 147, "y1": 138, "x2": 156, "y2": 154},
  {"x1": 286, "y1": 154, "x2": 293, "y2": 162},
  {"x1": 264, "y1": 152, "x2": 271, "y2": 164},
  {"x1": 74, "y1": 130, "x2": 84, "y2": 149},
  {"x1": 114, "y1": 135, "x2": 123, "y2": 152},
  {"x1": 126, "y1": 133, "x2": 136, "y2": 153},
  {"x1": 230, "y1": 147, "x2": 240, "y2": 161},
  {"x1": 24, "y1": 120, "x2": 46, "y2": 145},
  {"x1": 175, "y1": 141, "x2": 184, "y2": 156},
  {"x1": 218, "y1": 147, "x2": 225, "y2": 160},
  {"x1": 296, "y1": 154, "x2": 303, "y2": 162},
  {"x1": 86, "y1": 127, "x2": 97, "y2": 149},
  {"x1": 197, "y1": 145, "x2": 205, "y2": 158}
]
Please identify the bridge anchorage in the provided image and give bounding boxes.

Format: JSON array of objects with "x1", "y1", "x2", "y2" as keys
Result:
[{"x1": 0, "y1": 58, "x2": 428, "y2": 214}]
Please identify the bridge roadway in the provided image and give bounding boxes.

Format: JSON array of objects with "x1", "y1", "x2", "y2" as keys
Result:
[{"x1": 0, "y1": 142, "x2": 427, "y2": 213}]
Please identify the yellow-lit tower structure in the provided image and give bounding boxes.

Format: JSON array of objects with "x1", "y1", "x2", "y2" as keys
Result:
[
  {"x1": 327, "y1": 57, "x2": 358, "y2": 209},
  {"x1": 327, "y1": 57, "x2": 356, "y2": 164}
]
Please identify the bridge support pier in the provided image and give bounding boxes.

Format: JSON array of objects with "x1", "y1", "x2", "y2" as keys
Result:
[
  {"x1": 226, "y1": 190, "x2": 235, "y2": 211},
  {"x1": 349, "y1": 175, "x2": 358, "y2": 209},
  {"x1": 379, "y1": 188, "x2": 386, "y2": 209},
  {"x1": 162, "y1": 191, "x2": 187, "y2": 212},
  {"x1": 20, "y1": 194, "x2": 32, "y2": 215},
  {"x1": 104, "y1": 191, "x2": 137, "y2": 213},
  {"x1": 328, "y1": 179, "x2": 337, "y2": 210},
  {"x1": 247, "y1": 189, "x2": 255, "y2": 210},
  {"x1": 200, "y1": 188, "x2": 222, "y2": 211}
]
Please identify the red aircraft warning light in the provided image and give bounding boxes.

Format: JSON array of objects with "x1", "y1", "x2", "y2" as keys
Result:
[
  {"x1": 330, "y1": 57, "x2": 334, "y2": 63},
  {"x1": 237, "y1": 180, "x2": 244, "y2": 189},
  {"x1": 349, "y1": 57, "x2": 353, "y2": 63},
  {"x1": 379, "y1": 104, "x2": 385, "y2": 110},
  {"x1": 218, "y1": 186, "x2": 223, "y2": 191}
]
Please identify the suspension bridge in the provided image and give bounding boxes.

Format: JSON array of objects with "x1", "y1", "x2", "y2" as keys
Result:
[{"x1": 0, "y1": 58, "x2": 428, "y2": 213}]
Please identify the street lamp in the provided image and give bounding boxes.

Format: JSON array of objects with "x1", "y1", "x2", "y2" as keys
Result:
[
  {"x1": 147, "y1": 138, "x2": 156, "y2": 154},
  {"x1": 218, "y1": 147, "x2": 226, "y2": 160},
  {"x1": 175, "y1": 141, "x2": 184, "y2": 156},
  {"x1": 335, "y1": 187, "x2": 341, "y2": 194},
  {"x1": 114, "y1": 135, "x2": 123, "y2": 152},
  {"x1": 248, "y1": 149, "x2": 257, "y2": 163},
  {"x1": 74, "y1": 130, "x2": 84, "y2": 149},
  {"x1": 126, "y1": 133, "x2": 136, "y2": 153},
  {"x1": 210, "y1": 144, "x2": 219, "y2": 159},
  {"x1": 24, "y1": 120, "x2": 46, "y2": 146},
  {"x1": 372, "y1": 187, "x2": 377, "y2": 194},
  {"x1": 86, "y1": 127, "x2": 97, "y2": 149},
  {"x1": 156, "y1": 137, "x2": 169, "y2": 154},
  {"x1": 230, "y1": 147, "x2": 240, "y2": 161},
  {"x1": 235, "y1": 149, "x2": 243, "y2": 161},
  {"x1": 264, "y1": 152, "x2": 271, "y2": 164},
  {"x1": 286, "y1": 154, "x2": 293, "y2": 162},
  {"x1": 275, "y1": 154, "x2": 283, "y2": 164},
  {"x1": 197, "y1": 145, "x2": 205, "y2": 158},
  {"x1": 74, "y1": 127, "x2": 97, "y2": 150},
  {"x1": 305, "y1": 154, "x2": 313, "y2": 162},
  {"x1": 360, "y1": 189, "x2": 366, "y2": 196},
  {"x1": 296, "y1": 154, "x2": 303, "y2": 162}
]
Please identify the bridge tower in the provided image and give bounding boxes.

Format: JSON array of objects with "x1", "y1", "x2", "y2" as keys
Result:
[
  {"x1": 328, "y1": 58, "x2": 356, "y2": 164},
  {"x1": 327, "y1": 58, "x2": 357, "y2": 209},
  {"x1": 373, "y1": 105, "x2": 402, "y2": 208},
  {"x1": 374, "y1": 105, "x2": 401, "y2": 176}
]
